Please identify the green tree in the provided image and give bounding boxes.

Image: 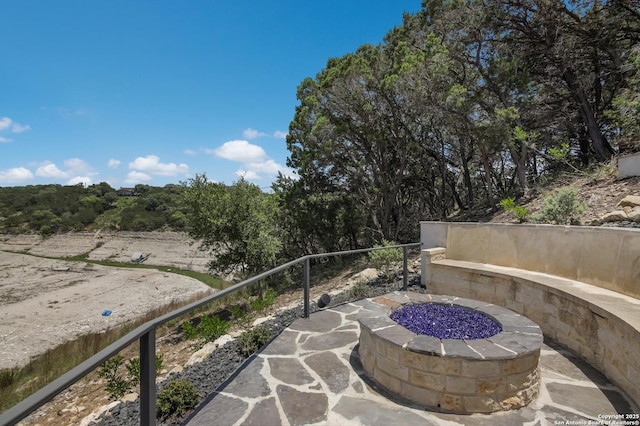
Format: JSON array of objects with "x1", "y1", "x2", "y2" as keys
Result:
[
  {"x1": 608, "y1": 46, "x2": 640, "y2": 153},
  {"x1": 182, "y1": 175, "x2": 282, "y2": 277}
]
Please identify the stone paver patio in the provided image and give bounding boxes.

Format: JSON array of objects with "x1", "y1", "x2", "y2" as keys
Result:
[{"x1": 185, "y1": 292, "x2": 638, "y2": 426}]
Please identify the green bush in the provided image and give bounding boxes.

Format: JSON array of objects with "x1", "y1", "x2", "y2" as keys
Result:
[
  {"x1": 499, "y1": 197, "x2": 530, "y2": 223},
  {"x1": 98, "y1": 354, "x2": 164, "y2": 400},
  {"x1": 198, "y1": 315, "x2": 230, "y2": 342},
  {"x1": 157, "y1": 379, "x2": 200, "y2": 420},
  {"x1": 97, "y1": 356, "x2": 130, "y2": 400},
  {"x1": 368, "y1": 240, "x2": 403, "y2": 282},
  {"x1": 250, "y1": 288, "x2": 277, "y2": 314},
  {"x1": 229, "y1": 304, "x2": 250, "y2": 325},
  {"x1": 533, "y1": 186, "x2": 586, "y2": 225},
  {"x1": 181, "y1": 321, "x2": 198, "y2": 340},
  {"x1": 181, "y1": 315, "x2": 230, "y2": 342},
  {"x1": 237, "y1": 326, "x2": 271, "y2": 357}
]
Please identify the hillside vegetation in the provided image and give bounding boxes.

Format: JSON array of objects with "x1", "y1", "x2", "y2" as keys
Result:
[{"x1": 0, "y1": 183, "x2": 188, "y2": 235}]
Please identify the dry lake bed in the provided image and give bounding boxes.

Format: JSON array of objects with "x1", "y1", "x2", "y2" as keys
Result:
[{"x1": 0, "y1": 232, "x2": 214, "y2": 370}]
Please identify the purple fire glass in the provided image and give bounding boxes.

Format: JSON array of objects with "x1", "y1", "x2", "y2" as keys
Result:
[{"x1": 390, "y1": 303, "x2": 501, "y2": 340}]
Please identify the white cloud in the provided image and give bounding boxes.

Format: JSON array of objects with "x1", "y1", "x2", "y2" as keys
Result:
[
  {"x1": 0, "y1": 117, "x2": 31, "y2": 134},
  {"x1": 0, "y1": 117, "x2": 11, "y2": 131},
  {"x1": 212, "y1": 140, "x2": 267, "y2": 163},
  {"x1": 34, "y1": 159, "x2": 96, "y2": 181},
  {"x1": 0, "y1": 136, "x2": 12, "y2": 143},
  {"x1": 108, "y1": 159, "x2": 121, "y2": 168},
  {"x1": 246, "y1": 159, "x2": 285, "y2": 175},
  {"x1": 211, "y1": 140, "x2": 296, "y2": 181},
  {"x1": 66, "y1": 176, "x2": 93, "y2": 187},
  {"x1": 64, "y1": 158, "x2": 92, "y2": 174},
  {"x1": 235, "y1": 170, "x2": 261, "y2": 180},
  {"x1": 11, "y1": 123, "x2": 31, "y2": 133},
  {"x1": 184, "y1": 149, "x2": 197, "y2": 156},
  {"x1": 128, "y1": 155, "x2": 189, "y2": 176},
  {"x1": 36, "y1": 162, "x2": 68, "y2": 178},
  {"x1": 243, "y1": 128, "x2": 268, "y2": 140},
  {"x1": 125, "y1": 171, "x2": 152, "y2": 184},
  {"x1": 273, "y1": 130, "x2": 288, "y2": 139},
  {"x1": 0, "y1": 167, "x2": 34, "y2": 184}
]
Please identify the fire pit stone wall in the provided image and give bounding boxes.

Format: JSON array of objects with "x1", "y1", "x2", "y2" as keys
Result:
[{"x1": 357, "y1": 292, "x2": 543, "y2": 414}]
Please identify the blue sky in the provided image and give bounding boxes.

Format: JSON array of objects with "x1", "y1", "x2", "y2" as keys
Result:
[{"x1": 1, "y1": 1, "x2": 422, "y2": 189}]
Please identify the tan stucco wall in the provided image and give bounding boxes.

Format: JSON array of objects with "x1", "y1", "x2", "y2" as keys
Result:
[
  {"x1": 420, "y1": 222, "x2": 640, "y2": 299},
  {"x1": 619, "y1": 152, "x2": 640, "y2": 179}
]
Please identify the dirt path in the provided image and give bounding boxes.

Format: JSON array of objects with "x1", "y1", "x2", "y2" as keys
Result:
[{"x1": 0, "y1": 251, "x2": 212, "y2": 370}]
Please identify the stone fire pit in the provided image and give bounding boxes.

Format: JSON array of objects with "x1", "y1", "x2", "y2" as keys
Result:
[{"x1": 358, "y1": 293, "x2": 542, "y2": 414}]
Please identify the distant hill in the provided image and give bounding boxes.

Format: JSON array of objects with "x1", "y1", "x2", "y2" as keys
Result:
[{"x1": 0, "y1": 183, "x2": 188, "y2": 235}]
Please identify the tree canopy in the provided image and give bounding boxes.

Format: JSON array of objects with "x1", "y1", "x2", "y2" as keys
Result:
[{"x1": 284, "y1": 0, "x2": 639, "y2": 244}]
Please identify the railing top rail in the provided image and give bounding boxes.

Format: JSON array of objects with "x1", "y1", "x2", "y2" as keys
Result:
[{"x1": 0, "y1": 242, "x2": 421, "y2": 425}]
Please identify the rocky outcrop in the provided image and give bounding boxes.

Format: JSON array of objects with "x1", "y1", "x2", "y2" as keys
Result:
[{"x1": 595, "y1": 195, "x2": 640, "y2": 227}]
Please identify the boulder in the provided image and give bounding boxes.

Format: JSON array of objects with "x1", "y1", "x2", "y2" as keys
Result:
[
  {"x1": 619, "y1": 195, "x2": 640, "y2": 208},
  {"x1": 602, "y1": 211, "x2": 628, "y2": 222},
  {"x1": 347, "y1": 268, "x2": 379, "y2": 284},
  {"x1": 186, "y1": 341, "x2": 218, "y2": 366},
  {"x1": 628, "y1": 207, "x2": 640, "y2": 222}
]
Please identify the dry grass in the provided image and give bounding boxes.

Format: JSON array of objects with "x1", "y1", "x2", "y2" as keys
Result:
[{"x1": 0, "y1": 295, "x2": 205, "y2": 413}]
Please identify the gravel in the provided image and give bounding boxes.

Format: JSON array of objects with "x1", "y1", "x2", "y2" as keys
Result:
[
  {"x1": 95, "y1": 275, "x2": 423, "y2": 425},
  {"x1": 390, "y1": 303, "x2": 501, "y2": 339}
]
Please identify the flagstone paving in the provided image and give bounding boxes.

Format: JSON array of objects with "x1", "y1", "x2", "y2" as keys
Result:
[{"x1": 185, "y1": 293, "x2": 638, "y2": 426}]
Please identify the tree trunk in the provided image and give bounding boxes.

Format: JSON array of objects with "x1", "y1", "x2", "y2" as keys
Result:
[
  {"x1": 480, "y1": 144, "x2": 495, "y2": 208},
  {"x1": 563, "y1": 70, "x2": 615, "y2": 162}
]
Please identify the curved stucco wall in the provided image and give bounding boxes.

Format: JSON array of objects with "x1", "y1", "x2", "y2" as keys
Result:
[{"x1": 420, "y1": 222, "x2": 640, "y2": 299}]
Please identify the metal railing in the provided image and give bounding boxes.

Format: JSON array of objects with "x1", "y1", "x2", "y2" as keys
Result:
[{"x1": 0, "y1": 243, "x2": 421, "y2": 426}]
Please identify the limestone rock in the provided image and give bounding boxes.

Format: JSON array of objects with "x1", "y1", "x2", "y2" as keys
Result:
[
  {"x1": 619, "y1": 195, "x2": 640, "y2": 208},
  {"x1": 186, "y1": 341, "x2": 218, "y2": 366},
  {"x1": 347, "y1": 268, "x2": 379, "y2": 284},
  {"x1": 252, "y1": 315, "x2": 275, "y2": 326},
  {"x1": 79, "y1": 401, "x2": 120, "y2": 426},
  {"x1": 628, "y1": 206, "x2": 640, "y2": 222},
  {"x1": 601, "y1": 210, "x2": 628, "y2": 222},
  {"x1": 169, "y1": 364, "x2": 184, "y2": 375},
  {"x1": 121, "y1": 392, "x2": 138, "y2": 403}
]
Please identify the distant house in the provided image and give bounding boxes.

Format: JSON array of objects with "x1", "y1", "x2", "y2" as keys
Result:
[{"x1": 116, "y1": 187, "x2": 136, "y2": 197}]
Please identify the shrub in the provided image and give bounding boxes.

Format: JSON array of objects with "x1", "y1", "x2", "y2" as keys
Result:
[
  {"x1": 156, "y1": 379, "x2": 200, "y2": 420},
  {"x1": 198, "y1": 315, "x2": 230, "y2": 342},
  {"x1": 237, "y1": 326, "x2": 271, "y2": 357},
  {"x1": 98, "y1": 354, "x2": 164, "y2": 400},
  {"x1": 349, "y1": 279, "x2": 369, "y2": 299},
  {"x1": 229, "y1": 304, "x2": 250, "y2": 326},
  {"x1": 368, "y1": 240, "x2": 403, "y2": 282},
  {"x1": 499, "y1": 197, "x2": 530, "y2": 223},
  {"x1": 533, "y1": 186, "x2": 586, "y2": 225},
  {"x1": 250, "y1": 288, "x2": 277, "y2": 314},
  {"x1": 97, "y1": 356, "x2": 130, "y2": 400},
  {"x1": 181, "y1": 315, "x2": 230, "y2": 342},
  {"x1": 181, "y1": 321, "x2": 198, "y2": 340}
]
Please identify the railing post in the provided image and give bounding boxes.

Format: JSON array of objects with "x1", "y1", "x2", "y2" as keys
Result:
[
  {"x1": 304, "y1": 257, "x2": 310, "y2": 318},
  {"x1": 403, "y1": 245, "x2": 408, "y2": 291},
  {"x1": 140, "y1": 329, "x2": 156, "y2": 426}
]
